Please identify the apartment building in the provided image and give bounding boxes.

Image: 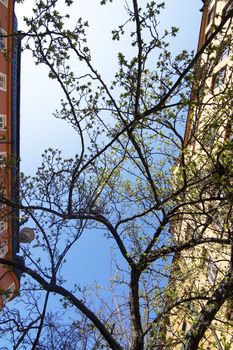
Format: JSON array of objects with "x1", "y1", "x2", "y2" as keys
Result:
[
  {"x1": 0, "y1": 0, "x2": 21, "y2": 308},
  {"x1": 166, "y1": 1, "x2": 233, "y2": 349}
]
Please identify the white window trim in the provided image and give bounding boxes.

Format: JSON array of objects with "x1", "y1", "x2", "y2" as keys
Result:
[
  {"x1": 0, "y1": 114, "x2": 6, "y2": 130},
  {"x1": 0, "y1": 72, "x2": 7, "y2": 91},
  {"x1": 0, "y1": 0, "x2": 8, "y2": 7},
  {"x1": 0, "y1": 28, "x2": 7, "y2": 51}
]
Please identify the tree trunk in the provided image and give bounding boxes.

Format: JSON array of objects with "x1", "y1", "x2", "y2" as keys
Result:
[
  {"x1": 130, "y1": 266, "x2": 144, "y2": 350},
  {"x1": 184, "y1": 272, "x2": 233, "y2": 350}
]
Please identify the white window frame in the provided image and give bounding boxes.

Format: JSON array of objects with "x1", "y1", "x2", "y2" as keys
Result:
[
  {"x1": 0, "y1": 114, "x2": 6, "y2": 130},
  {"x1": 0, "y1": 152, "x2": 6, "y2": 167},
  {"x1": 0, "y1": 28, "x2": 7, "y2": 51},
  {"x1": 0, "y1": 220, "x2": 7, "y2": 233},
  {"x1": 0, "y1": 0, "x2": 8, "y2": 7},
  {"x1": 0, "y1": 73, "x2": 7, "y2": 91}
]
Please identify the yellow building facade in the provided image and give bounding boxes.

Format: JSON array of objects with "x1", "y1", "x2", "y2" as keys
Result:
[{"x1": 166, "y1": 1, "x2": 233, "y2": 349}]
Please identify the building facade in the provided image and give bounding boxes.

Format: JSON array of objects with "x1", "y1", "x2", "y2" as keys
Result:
[
  {"x1": 0, "y1": 0, "x2": 21, "y2": 308},
  {"x1": 166, "y1": 1, "x2": 233, "y2": 349}
]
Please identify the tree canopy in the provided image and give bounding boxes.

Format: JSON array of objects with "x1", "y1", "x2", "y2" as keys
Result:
[{"x1": 0, "y1": 1, "x2": 232, "y2": 349}]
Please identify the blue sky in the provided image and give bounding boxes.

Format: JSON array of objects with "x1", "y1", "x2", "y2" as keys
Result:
[
  {"x1": 14, "y1": 0, "x2": 202, "y2": 289},
  {"x1": 16, "y1": 0, "x2": 202, "y2": 174}
]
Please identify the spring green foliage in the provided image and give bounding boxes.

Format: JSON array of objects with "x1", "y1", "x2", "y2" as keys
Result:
[{"x1": 0, "y1": 1, "x2": 232, "y2": 349}]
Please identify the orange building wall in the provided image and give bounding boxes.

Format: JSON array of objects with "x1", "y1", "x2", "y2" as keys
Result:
[{"x1": 0, "y1": 0, "x2": 20, "y2": 308}]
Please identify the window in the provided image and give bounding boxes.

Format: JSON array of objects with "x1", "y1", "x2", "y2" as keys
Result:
[
  {"x1": 0, "y1": 193, "x2": 6, "y2": 210},
  {"x1": 0, "y1": 152, "x2": 6, "y2": 167},
  {"x1": 0, "y1": 0, "x2": 8, "y2": 7},
  {"x1": 0, "y1": 73, "x2": 6, "y2": 91},
  {"x1": 185, "y1": 223, "x2": 192, "y2": 240},
  {"x1": 0, "y1": 204, "x2": 6, "y2": 213},
  {"x1": 212, "y1": 66, "x2": 226, "y2": 89},
  {"x1": 208, "y1": 0, "x2": 215, "y2": 8},
  {"x1": 0, "y1": 189, "x2": 6, "y2": 210},
  {"x1": 182, "y1": 320, "x2": 187, "y2": 333},
  {"x1": 207, "y1": 261, "x2": 218, "y2": 285},
  {"x1": 205, "y1": 29, "x2": 212, "y2": 42},
  {"x1": 0, "y1": 241, "x2": 7, "y2": 258},
  {"x1": 185, "y1": 222, "x2": 199, "y2": 240},
  {"x1": 207, "y1": 8, "x2": 214, "y2": 25},
  {"x1": 226, "y1": 120, "x2": 233, "y2": 142},
  {"x1": 2, "y1": 283, "x2": 15, "y2": 303},
  {"x1": 217, "y1": 43, "x2": 230, "y2": 63},
  {"x1": 203, "y1": 123, "x2": 216, "y2": 147},
  {"x1": 222, "y1": 1, "x2": 233, "y2": 19},
  {"x1": 0, "y1": 220, "x2": 6, "y2": 233},
  {"x1": 226, "y1": 297, "x2": 233, "y2": 321},
  {"x1": 0, "y1": 115, "x2": 6, "y2": 130},
  {"x1": 0, "y1": 28, "x2": 7, "y2": 51}
]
